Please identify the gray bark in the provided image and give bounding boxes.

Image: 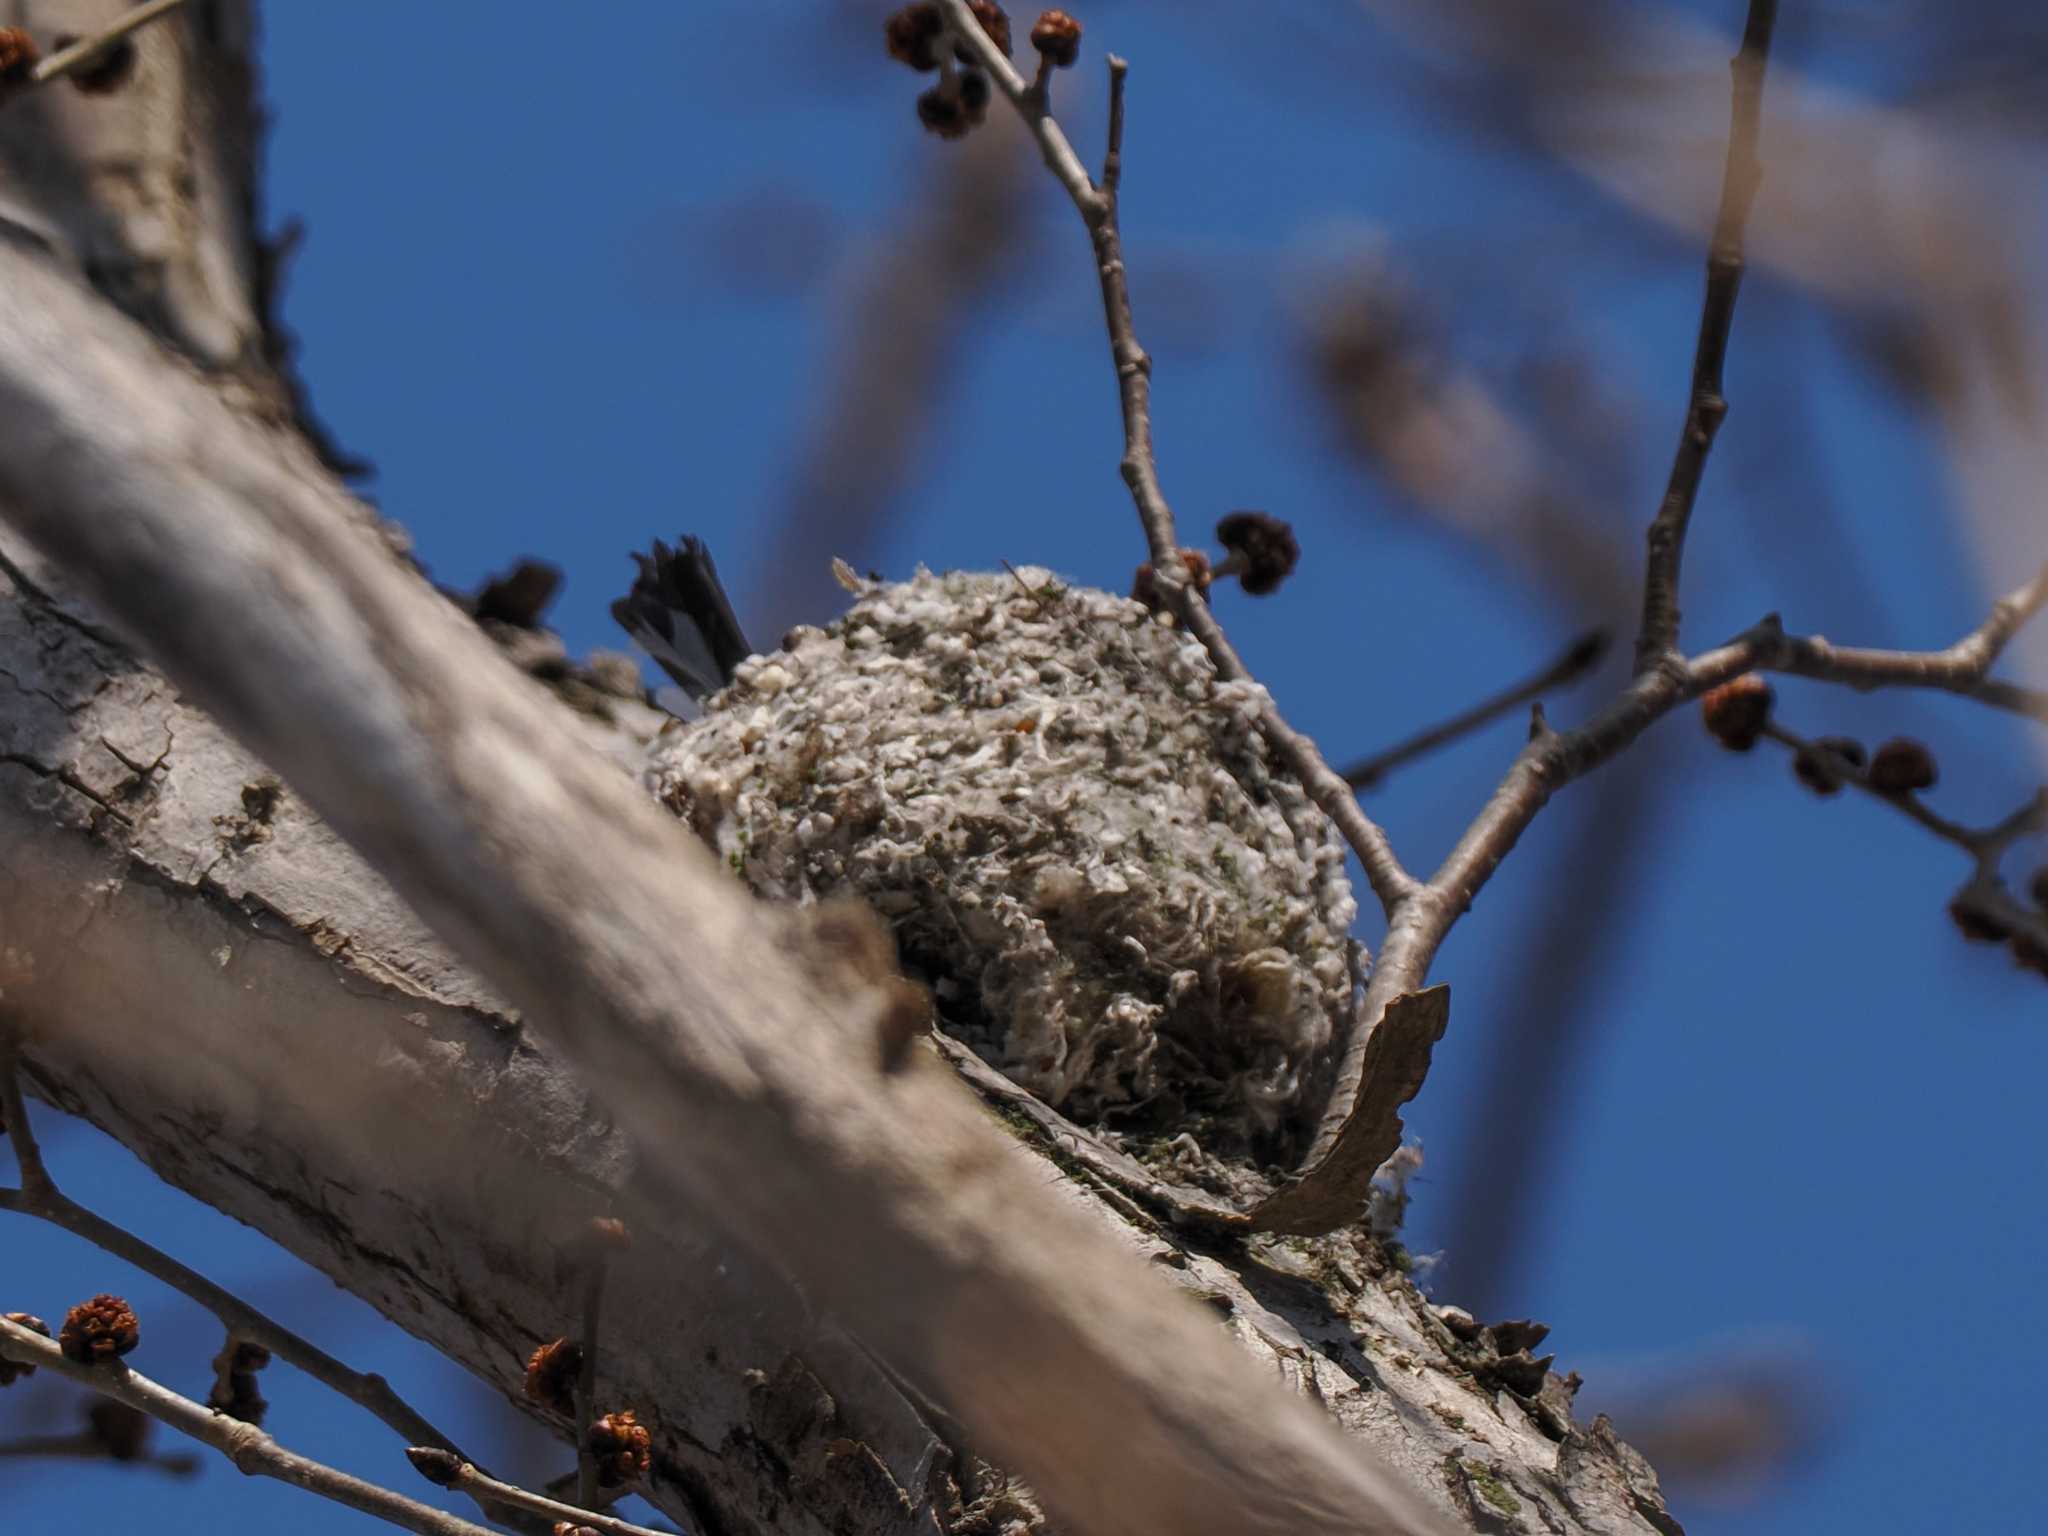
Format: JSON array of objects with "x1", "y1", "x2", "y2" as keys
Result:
[{"x1": 0, "y1": 7, "x2": 1681, "y2": 1535}]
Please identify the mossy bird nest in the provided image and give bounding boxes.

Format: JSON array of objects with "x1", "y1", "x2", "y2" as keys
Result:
[{"x1": 645, "y1": 567, "x2": 1363, "y2": 1170}]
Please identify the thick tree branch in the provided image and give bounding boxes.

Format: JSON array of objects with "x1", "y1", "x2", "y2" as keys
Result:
[{"x1": 0, "y1": 236, "x2": 1452, "y2": 1536}]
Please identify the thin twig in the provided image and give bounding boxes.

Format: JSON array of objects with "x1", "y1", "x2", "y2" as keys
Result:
[
  {"x1": 0, "y1": 1038, "x2": 52, "y2": 1201},
  {"x1": 1742, "y1": 561, "x2": 2048, "y2": 720},
  {"x1": 938, "y1": 1, "x2": 1417, "y2": 915},
  {"x1": 1760, "y1": 722, "x2": 2048, "y2": 959},
  {"x1": 0, "y1": 1316, "x2": 499, "y2": 1536},
  {"x1": 26, "y1": 0, "x2": 187, "y2": 86},
  {"x1": 1343, "y1": 629, "x2": 1609, "y2": 789},
  {"x1": 410, "y1": 1448, "x2": 673, "y2": 1536},
  {"x1": 1635, "y1": 0, "x2": 1780, "y2": 671},
  {"x1": 0, "y1": 1057, "x2": 545, "y2": 1534}
]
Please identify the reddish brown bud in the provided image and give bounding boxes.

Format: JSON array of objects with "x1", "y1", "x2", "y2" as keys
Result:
[
  {"x1": 1792, "y1": 735, "x2": 1864, "y2": 796},
  {"x1": 1030, "y1": 10, "x2": 1083, "y2": 67},
  {"x1": 1868, "y1": 737, "x2": 1937, "y2": 795},
  {"x1": 884, "y1": 4, "x2": 944, "y2": 70},
  {"x1": 0, "y1": 27, "x2": 38, "y2": 84},
  {"x1": 88, "y1": 1399, "x2": 151, "y2": 1461},
  {"x1": 1698, "y1": 674, "x2": 1773, "y2": 752},
  {"x1": 525, "y1": 1337, "x2": 583, "y2": 1415},
  {"x1": 554, "y1": 1525, "x2": 603, "y2": 1536},
  {"x1": 60, "y1": 1294, "x2": 139, "y2": 1363},
  {"x1": 588, "y1": 1216, "x2": 633, "y2": 1251},
  {"x1": 50, "y1": 32, "x2": 135, "y2": 95},
  {"x1": 1214, "y1": 511, "x2": 1300, "y2": 595},
  {"x1": 0, "y1": 1313, "x2": 50, "y2": 1386},
  {"x1": 587, "y1": 1408, "x2": 652, "y2": 1488}
]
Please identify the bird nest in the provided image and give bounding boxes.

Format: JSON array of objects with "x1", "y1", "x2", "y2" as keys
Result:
[{"x1": 643, "y1": 566, "x2": 1364, "y2": 1172}]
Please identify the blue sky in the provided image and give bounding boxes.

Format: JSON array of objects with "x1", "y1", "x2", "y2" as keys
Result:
[{"x1": 7, "y1": 4, "x2": 2046, "y2": 1533}]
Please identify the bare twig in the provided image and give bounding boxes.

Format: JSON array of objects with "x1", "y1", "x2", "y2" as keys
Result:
[
  {"x1": 409, "y1": 1448, "x2": 672, "y2": 1536},
  {"x1": 1635, "y1": 0, "x2": 1780, "y2": 671},
  {"x1": 939, "y1": 3, "x2": 1418, "y2": 915},
  {"x1": 0, "y1": 1316, "x2": 497, "y2": 1536},
  {"x1": 25, "y1": 0, "x2": 187, "y2": 87},
  {"x1": 1344, "y1": 629, "x2": 1609, "y2": 788},
  {"x1": 0, "y1": 1037, "x2": 52, "y2": 1201},
  {"x1": 1762, "y1": 722, "x2": 2048, "y2": 961},
  {"x1": 0, "y1": 1056, "x2": 540, "y2": 1532},
  {"x1": 1741, "y1": 561, "x2": 2048, "y2": 721}
]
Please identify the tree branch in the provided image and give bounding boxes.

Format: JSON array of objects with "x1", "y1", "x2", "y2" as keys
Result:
[
  {"x1": 1344, "y1": 629, "x2": 1609, "y2": 789},
  {"x1": 22, "y1": 0, "x2": 188, "y2": 90},
  {"x1": 1635, "y1": 0, "x2": 1780, "y2": 670},
  {"x1": 0, "y1": 1316, "x2": 498, "y2": 1536}
]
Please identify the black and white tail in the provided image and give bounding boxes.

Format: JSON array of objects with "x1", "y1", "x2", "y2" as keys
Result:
[{"x1": 610, "y1": 536, "x2": 753, "y2": 703}]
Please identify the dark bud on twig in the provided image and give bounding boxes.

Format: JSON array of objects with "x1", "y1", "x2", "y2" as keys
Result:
[
  {"x1": 959, "y1": 68, "x2": 991, "y2": 123},
  {"x1": 1030, "y1": 10, "x2": 1083, "y2": 67},
  {"x1": 50, "y1": 32, "x2": 136, "y2": 94},
  {"x1": 0, "y1": 27, "x2": 38, "y2": 86},
  {"x1": 917, "y1": 83, "x2": 970, "y2": 139},
  {"x1": 405, "y1": 1446, "x2": 464, "y2": 1487},
  {"x1": 1792, "y1": 736, "x2": 1864, "y2": 797},
  {"x1": 960, "y1": 1, "x2": 1013, "y2": 59},
  {"x1": 884, "y1": 4, "x2": 944, "y2": 70},
  {"x1": 1698, "y1": 674, "x2": 1772, "y2": 752},
  {"x1": 2031, "y1": 866, "x2": 2048, "y2": 910},
  {"x1": 554, "y1": 1525, "x2": 603, "y2": 1536},
  {"x1": 0, "y1": 1313, "x2": 50, "y2": 1386},
  {"x1": 1868, "y1": 738, "x2": 1937, "y2": 795},
  {"x1": 1214, "y1": 511, "x2": 1299, "y2": 595},
  {"x1": 87, "y1": 1399, "x2": 151, "y2": 1461},
  {"x1": 1949, "y1": 897, "x2": 2013, "y2": 945},
  {"x1": 587, "y1": 1409, "x2": 653, "y2": 1488},
  {"x1": 525, "y1": 1337, "x2": 584, "y2": 1415},
  {"x1": 59, "y1": 1294, "x2": 139, "y2": 1363}
]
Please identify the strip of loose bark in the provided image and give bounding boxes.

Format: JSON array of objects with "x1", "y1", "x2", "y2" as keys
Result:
[{"x1": 0, "y1": 239, "x2": 1453, "y2": 1536}]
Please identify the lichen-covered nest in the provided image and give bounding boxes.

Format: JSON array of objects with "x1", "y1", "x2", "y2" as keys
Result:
[{"x1": 643, "y1": 567, "x2": 1364, "y2": 1167}]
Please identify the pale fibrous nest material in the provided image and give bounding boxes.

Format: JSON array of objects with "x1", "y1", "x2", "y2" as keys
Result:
[{"x1": 644, "y1": 567, "x2": 1364, "y2": 1169}]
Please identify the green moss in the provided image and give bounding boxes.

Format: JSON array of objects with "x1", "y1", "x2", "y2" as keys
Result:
[
  {"x1": 1445, "y1": 1455, "x2": 1521, "y2": 1519},
  {"x1": 1429, "y1": 1404, "x2": 1469, "y2": 1433}
]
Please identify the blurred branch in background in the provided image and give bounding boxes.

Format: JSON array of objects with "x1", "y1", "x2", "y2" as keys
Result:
[
  {"x1": 753, "y1": 120, "x2": 1034, "y2": 638},
  {"x1": 1593, "y1": 1333, "x2": 1832, "y2": 1510}
]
